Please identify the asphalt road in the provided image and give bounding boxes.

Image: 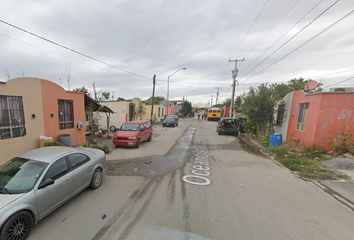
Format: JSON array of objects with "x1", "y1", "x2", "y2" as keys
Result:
[{"x1": 28, "y1": 117, "x2": 354, "y2": 240}]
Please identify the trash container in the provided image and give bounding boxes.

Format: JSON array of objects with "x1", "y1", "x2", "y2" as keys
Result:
[
  {"x1": 59, "y1": 134, "x2": 71, "y2": 147},
  {"x1": 269, "y1": 134, "x2": 282, "y2": 147}
]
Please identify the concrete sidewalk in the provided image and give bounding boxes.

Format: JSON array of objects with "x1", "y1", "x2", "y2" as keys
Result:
[{"x1": 240, "y1": 136, "x2": 354, "y2": 212}]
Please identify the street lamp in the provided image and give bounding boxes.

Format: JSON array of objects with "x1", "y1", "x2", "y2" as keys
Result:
[
  {"x1": 182, "y1": 90, "x2": 194, "y2": 116},
  {"x1": 185, "y1": 90, "x2": 194, "y2": 101},
  {"x1": 166, "y1": 68, "x2": 186, "y2": 116}
]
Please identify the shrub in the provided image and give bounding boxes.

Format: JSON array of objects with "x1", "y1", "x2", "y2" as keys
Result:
[
  {"x1": 99, "y1": 144, "x2": 111, "y2": 154},
  {"x1": 327, "y1": 130, "x2": 354, "y2": 156},
  {"x1": 44, "y1": 141, "x2": 63, "y2": 147}
]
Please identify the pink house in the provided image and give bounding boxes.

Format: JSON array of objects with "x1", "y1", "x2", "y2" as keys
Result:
[{"x1": 284, "y1": 91, "x2": 354, "y2": 150}]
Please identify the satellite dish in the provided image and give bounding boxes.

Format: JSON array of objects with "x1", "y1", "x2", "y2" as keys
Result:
[{"x1": 304, "y1": 80, "x2": 318, "y2": 91}]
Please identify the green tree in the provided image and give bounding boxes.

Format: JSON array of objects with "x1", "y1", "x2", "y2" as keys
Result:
[
  {"x1": 102, "y1": 91, "x2": 110, "y2": 100},
  {"x1": 144, "y1": 96, "x2": 165, "y2": 105},
  {"x1": 135, "y1": 101, "x2": 145, "y2": 120},
  {"x1": 287, "y1": 77, "x2": 323, "y2": 93},
  {"x1": 222, "y1": 98, "x2": 231, "y2": 107},
  {"x1": 181, "y1": 101, "x2": 192, "y2": 117},
  {"x1": 73, "y1": 86, "x2": 88, "y2": 93},
  {"x1": 240, "y1": 84, "x2": 277, "y2": 136}
]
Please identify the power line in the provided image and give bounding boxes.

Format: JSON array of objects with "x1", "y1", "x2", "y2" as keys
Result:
[
  {"x1": 0, "y1": 32, "x2": 121, "y2": 75},
  {"x1": 240, "y1": 0, "x2": 301, "y2": 63},
  {"x1": 306, "y1": 68, "x2": 354, "y2": 79},
  {"x1": 325, "y1": 76, "x2": 354, "y2": 89},
  {"x1": 240, "y1": 0, "x2": 341, "y2": 82},
  {"x1": 241, "y1": 6, "x2": 354, "y2": 82},
  {"x1": 132, "y1": 0, "x2": 168, "y2": 71},
  {"x1": 230, "y1": 0, "x2": 270, "y2": 58},
  {"x1": 240, "y1": 0, "x2": 325, "y2": 74},
  {"x1": 0, "y1": 19, "x2": 151, "y2": 81}
]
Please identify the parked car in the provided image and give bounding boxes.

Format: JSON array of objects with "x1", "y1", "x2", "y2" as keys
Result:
[
  {"x1": 217, "y1": 118, "x2": 239, "y2": 136},
  {"x1": 0, "y1": 147, "x2": 107, "y2": 240},
  {"x1": 112, "y1": 120, "x2": 152, "y2": 148},
  {"x1": 163, "y1": 115, "x2": 178, "y2": 127}
]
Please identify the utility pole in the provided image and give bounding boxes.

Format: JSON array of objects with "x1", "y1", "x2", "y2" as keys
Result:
[
  {"x1": 215, "y1": 87, "x2": 222, "y2": 106},
  {"x1": 150, "y1": 74, "x2": 156, "y2": 125},
  {"x1": 210, "y1": 96, "x2": 213, "y2": 107},
  {"x1": 229, "y1": 58, "x2": 244, "y2": 118},
  {"x1": 112, "y1": 91, "x2": 115, "y2": 101}
]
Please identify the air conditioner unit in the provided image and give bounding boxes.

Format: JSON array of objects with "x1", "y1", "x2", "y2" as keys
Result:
[{"x1": 329, "y1": 87, "x2": 354, "y2": 92}]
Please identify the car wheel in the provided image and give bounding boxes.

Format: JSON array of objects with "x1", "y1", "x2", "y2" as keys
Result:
[
  {"x1": 109, "y1": 125, "x2": 116, "y2": 132},
  {"x1": 234, "y1": 132, "x2": 239, "y2": 137},
  {"x1": 135, "y1": 139, "x2": 140, "y2": 148},
  {"x1": 89, "y1": 168, "x2": 103, "y2": 189},
  {"x1": 147, "y1": 133, "x2": 152, "y2": 142},
  {"x1": 218, "y1": 131, "x2": 221, "y2": 135},
  {"x1": 163, "y1": 125, "x2": 165, "y2": 127},
  {"x1": 115, "y1": 144, "x2": 119, "y2": 148},
  {"x1": 0, "y1": 211, "x2": 33, "y2": 240}
]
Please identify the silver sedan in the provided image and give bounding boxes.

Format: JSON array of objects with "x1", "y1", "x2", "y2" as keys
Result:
[{"x1": 0, "y1": 146, "x2": 107, "y2": 240}]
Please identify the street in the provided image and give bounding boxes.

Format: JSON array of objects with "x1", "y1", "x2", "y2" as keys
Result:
[{"x1": 28, "y1": 117, "x2": 354, "y2": 240}]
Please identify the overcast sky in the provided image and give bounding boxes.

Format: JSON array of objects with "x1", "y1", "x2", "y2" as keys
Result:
[{"x1": 1, "y1": 0, "x2": 354, "y2": 107}]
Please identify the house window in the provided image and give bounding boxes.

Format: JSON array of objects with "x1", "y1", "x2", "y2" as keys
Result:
[
  {"x1": 162, "y1": 108, "x2": 164, "y2": 117},
  {"x1": 275, "y1": 104, "x2": 285, "y2": 126},
  {"x1": 58, "y1": 100, "x2": 74, "y2": 130},
  {"x1": 0, "y1": 96, "x2": 26, "y2": 139},
  {"x1": 158, "y1": 107, "x2": 160, "y2": 117},
  {"x1": 296, "y1": 103, "x2": 309, "y2": 131}
]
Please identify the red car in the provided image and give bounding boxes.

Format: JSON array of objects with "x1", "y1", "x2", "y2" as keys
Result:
[{"x1": 112, "y1": 121, "x2": 152, "y2": 148}]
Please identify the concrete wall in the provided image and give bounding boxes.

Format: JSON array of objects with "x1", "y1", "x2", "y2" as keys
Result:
[
  {"x1": 98, "y1": 101, "x2": 129, "y2": 131},
  {"x1": 0, "y1": 78, "x2": 45, "y2": 164},
  {"x1": 40, "y1": 79, "x2": 86, "y2": 147},
  {"x1": 314, "y1": 93, "x2": 354, "y2": 150},
  {"x1": 286, "y1": 91, "x2": 354, "y2": 150},
  {"x1": 274, "y1": 92, "x2": 293, "y2": 142}
]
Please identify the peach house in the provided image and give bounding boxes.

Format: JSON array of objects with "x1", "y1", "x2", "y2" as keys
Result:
[
  {"x1": 0, "y1": 77, "x2": 87, "y2": 164},
  {"x1": 274, "y1": 90, "x2": 354, "y2": 150}
]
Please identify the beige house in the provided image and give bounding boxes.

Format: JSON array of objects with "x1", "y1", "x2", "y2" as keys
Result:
[
  {"x1": 97, "y1": 98, "x2": 165, "y2": 131},
  {"x1": 0, "y1": 78, "x2": 87, "y2": 165},
  {"x1": 97, "y1": 100, "x2": 135, "y2": 131}
]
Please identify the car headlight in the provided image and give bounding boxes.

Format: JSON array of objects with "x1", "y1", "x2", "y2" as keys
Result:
[
  {"x1": 128, "y1": 137, "x2": 136, "y2": 140},
  {"x1": 113, "y1": 136, "x2": 117, "y2": 139}
]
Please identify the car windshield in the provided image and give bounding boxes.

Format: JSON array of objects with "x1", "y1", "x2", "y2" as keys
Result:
[
  {"x1": 0, "y1": 157, "x2": 48, "y2": 194},
  {"x1": 223, "y1": 119, "x2": 237, "y2": 125},
  {"x1": 164, "y1": 118, "x2": 174, "y2": 122},
  {"x1": 120, "y1": 123, "x2": 140, "y2": 131},
  {"x1": 166, "y1": 116, "x2": 175, "y2": 119}
]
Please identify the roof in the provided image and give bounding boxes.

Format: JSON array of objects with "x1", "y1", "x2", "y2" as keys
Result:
[{"x1": 84, "y1": 94, "x2": 114, "y2": 113}]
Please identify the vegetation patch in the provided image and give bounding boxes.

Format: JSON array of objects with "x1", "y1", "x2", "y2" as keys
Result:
[{"x1": 247, "y1": 136, "x2": 348, "y2": 180}]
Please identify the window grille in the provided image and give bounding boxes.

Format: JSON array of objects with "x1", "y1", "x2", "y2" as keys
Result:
[{"x1": 0, "y1": 95, "x2": 26, "y2": 139}]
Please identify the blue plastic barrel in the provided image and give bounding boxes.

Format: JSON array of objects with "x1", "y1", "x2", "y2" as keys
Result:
[
  {"x1": 59, "y1": 134, "x2": 71, "y2": 147},
  {"x1": 269, "y1": 134, "x2": 282, "y2": 147}
]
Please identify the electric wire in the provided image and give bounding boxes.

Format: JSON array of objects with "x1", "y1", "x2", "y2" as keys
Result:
[
  {"x1": 306, "y1": 68, "x2": 354, "y2": 79},
  {"x1": 241, "y1": 7, "x2": 354, "y2": 83},
  {"x1": 0, "y1": 19, "x2": 152, "y2": 81},
  {"x1": 230, "y1": 0, "x2": 270, "y2": 58},
  {"x1": 0, "y1": 32, "x2": 121, "y2": 76},
  {"x1": 132, "y1": 0, "x2": 168, "y2": 71},
  {"x1": 240, "y1": 0, "x2": 301, "y2": 63},
  {"x1": 325, "y1": 76, "x2": 354, "y2": 89},
  {"x1": 138, "y1": 86, "x2": 153, "y2": 98},
  {"x1": 239, "y1": 0, "x2": 326, "y2": 80}
]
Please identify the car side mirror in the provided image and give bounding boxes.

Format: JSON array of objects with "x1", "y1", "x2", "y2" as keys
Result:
[{"x1": 39, "y1": 178, "x2": 55, "y2": 189}]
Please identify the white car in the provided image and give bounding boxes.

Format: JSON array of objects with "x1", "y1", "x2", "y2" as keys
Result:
[{"x1": 0, "y1": 147, "x2": 107, "y2": 240}]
